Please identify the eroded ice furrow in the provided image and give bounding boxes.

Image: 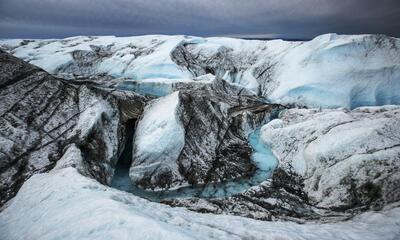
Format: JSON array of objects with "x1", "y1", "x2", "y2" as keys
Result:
[{"x1": 111, "y1": 127, "x2": 277, "y2": 201}]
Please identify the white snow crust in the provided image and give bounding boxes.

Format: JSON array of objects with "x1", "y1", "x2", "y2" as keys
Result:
[{"x1": 1, "y1": 167, "x2": 399, "y2": 240}]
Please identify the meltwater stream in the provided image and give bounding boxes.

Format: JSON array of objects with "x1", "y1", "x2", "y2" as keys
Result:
[
  {"x1": 111, "y1": 128, "x2": 277, "y2": 201},
  {"x1": 117, "y1": 81, "x2": 173, "y2": 97}
]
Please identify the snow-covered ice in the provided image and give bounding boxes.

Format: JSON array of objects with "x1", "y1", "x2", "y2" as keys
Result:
[
  {"x1": 268, "y1": 34, "x2": 400, "y2": 108},
  {"x1": 0, "y1": 35, "x2": 192, "y2": 80},
  {"x1": 2, "y1": 34, "x2": 399, "y2": 108},
  {"x1": 1, "y1": 167, "x2": 400, "y2": 240},
  {"x1": 1, "y1": 34, "x2": 400, "y2": 240},
  {"x1": 261, "y1": 105, "x2": 400, "y2": 209}
]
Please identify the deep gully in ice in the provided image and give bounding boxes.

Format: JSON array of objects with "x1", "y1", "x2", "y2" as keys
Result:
[{"x1": 111, "y1": 127, "x2": 278, "y2": 201}]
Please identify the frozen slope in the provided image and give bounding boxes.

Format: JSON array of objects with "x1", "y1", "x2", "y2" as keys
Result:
[
  {"x1": 268, "y1": 34, "x2": 400, "y2": 108},
  {"x1": 1, "y1": 167, "x2": 400, "y2": 240},
  {"x1": 1, "y1": 34, "x2": 399, "y2": 108}
]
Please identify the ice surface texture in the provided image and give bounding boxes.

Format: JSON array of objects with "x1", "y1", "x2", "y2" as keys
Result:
[
  {"x1": 1, "y1": 167, "x2": 400, "y2": 240},
  {"x1": 130, "y1": 91, "x2": 186, "y2": 189},
  {"x1": 0, "y1": 49, "x2": 146, "y2": 205},
  {"x1": 261, "y1": 105, "x2": 400, "y2": 210},
  {"x1": 1, "y1": 35, "x2": 400, "y2": 239},
  {"x1": 2, "y1": 34, "x2": 399, "y2": 108},
  {"x1": 128, "y1": 80, "x2": 284, "y2": 191}
]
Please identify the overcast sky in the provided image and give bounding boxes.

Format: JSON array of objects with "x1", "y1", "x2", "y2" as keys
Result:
[{"x1": 1, "y1": 0, "x2": 399, "y2": 39}]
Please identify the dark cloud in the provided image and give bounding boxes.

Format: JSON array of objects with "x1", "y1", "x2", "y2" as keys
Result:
[{"x1": 0, "y1": 0, "x2": 399, "y2": 39}]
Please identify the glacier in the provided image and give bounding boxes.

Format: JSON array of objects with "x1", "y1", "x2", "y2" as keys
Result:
[
  {"x1": 1, "y1": 33, "x2": 400, "y2": 240},
  {"x1": 1, "y1": 34, "x2": 400, "y2": 108}
]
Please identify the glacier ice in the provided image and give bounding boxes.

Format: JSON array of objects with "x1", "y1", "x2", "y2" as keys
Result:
[
  {"x1": 177, "y1": 34, "x2": 400, "y2": 108},
  {"x1": 2, "y1": 34, "x2": 399, "y2": 109},
  {"x1": 129, "y1": 91, "x2": 185, "y2": 189},
  {"x1": 261, "y1": 105, "x2": 400, "y2": 210},
  {"x1": 1, "y1": 34, "x2": 400, "y2": 240},
  {"x1": 268, "y1": 34, "x2": 400, "y2": 108}
]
